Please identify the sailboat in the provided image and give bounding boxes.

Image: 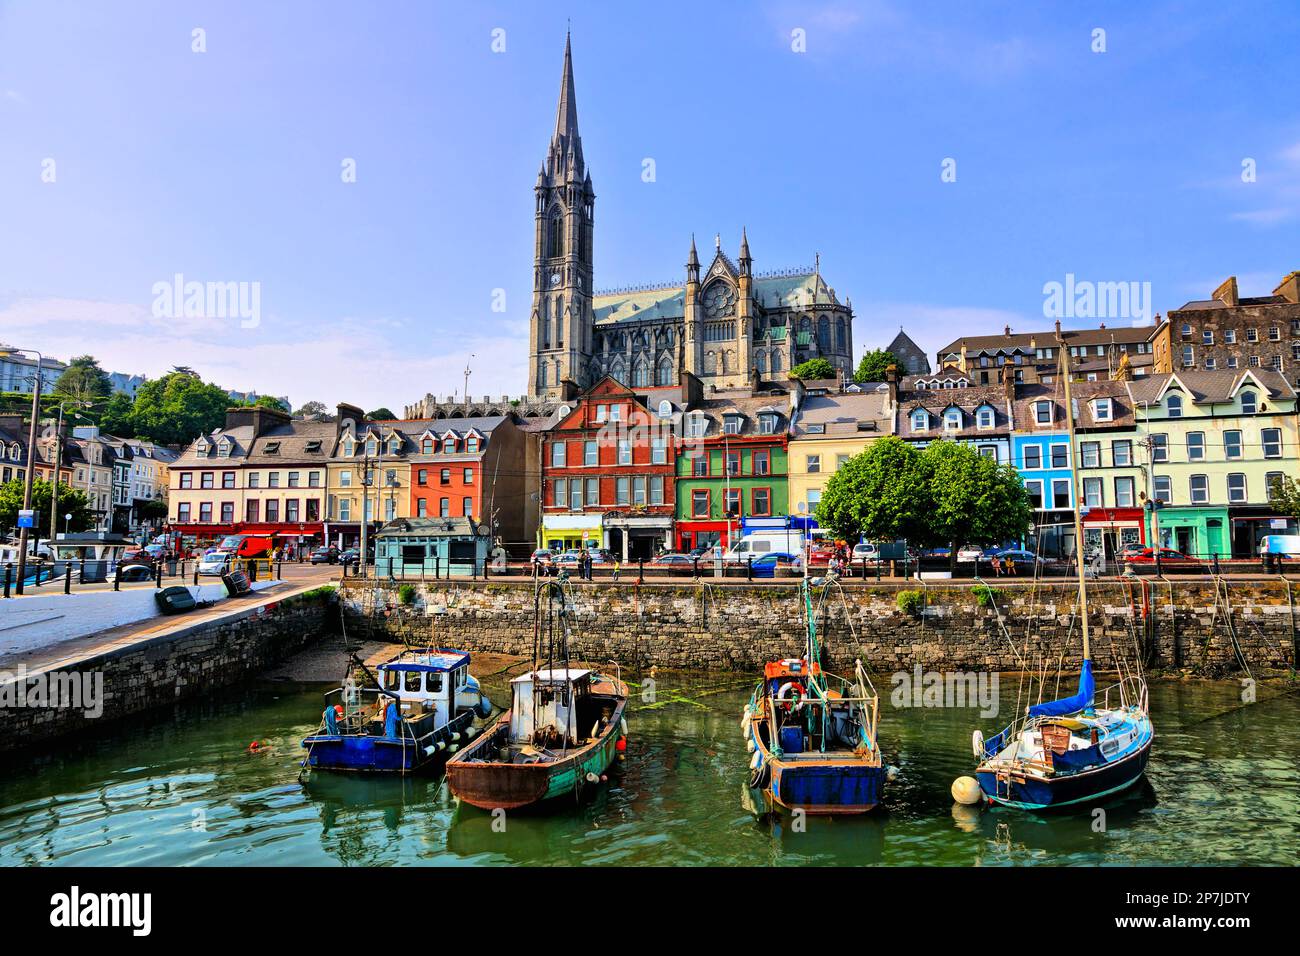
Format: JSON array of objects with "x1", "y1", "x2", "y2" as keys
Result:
[
  {"x1": 969, "y1": 344, "x2": 1154, "y2": 810},
  {"x1": 446, "y1": 580, "x2": 629, "y2": 810},
  {"x1": 743, "y1": 578, "x2": 887, "y2": 814}
]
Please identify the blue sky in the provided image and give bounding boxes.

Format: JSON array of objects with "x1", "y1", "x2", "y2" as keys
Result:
[{"x1": 2, "y1": 0, "x2": 1298, "y2": 411}]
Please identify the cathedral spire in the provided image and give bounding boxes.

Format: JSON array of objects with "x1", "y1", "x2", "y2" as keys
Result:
[
  {"x1": 551, "y1": 31, "x2": 582, "y2": 172},
  {"x1": 738, "y1": 227, "x2": 751, "y2": 273}
]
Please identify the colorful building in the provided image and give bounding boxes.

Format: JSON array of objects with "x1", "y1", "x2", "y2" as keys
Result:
[
  {"x1": 674, "y1": 393, "x2": 791, "y2": 552},
  {"x1": 787, "y1": 386, "x2": 890, "y2": 521}
]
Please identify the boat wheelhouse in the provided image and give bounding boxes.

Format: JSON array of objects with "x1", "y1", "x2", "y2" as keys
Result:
[{"x1": 301, "y1": 648, "x2": 491, "y2": 774}]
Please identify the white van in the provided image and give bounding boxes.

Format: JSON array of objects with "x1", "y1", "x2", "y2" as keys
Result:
[{"x1": 724, "y1": 531, "x2": 806, "y2": 564}]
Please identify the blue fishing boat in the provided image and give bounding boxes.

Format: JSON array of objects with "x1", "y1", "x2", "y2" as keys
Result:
[
  {"x1": 743, "y1": 579, "x2": 887, "y2": 814},
  {"x1": 967, "y1": 339, "x2": 1154, "y2": 811},
  {"x1": 301, "y1": 648, "x2": 492, "y2": 774}
]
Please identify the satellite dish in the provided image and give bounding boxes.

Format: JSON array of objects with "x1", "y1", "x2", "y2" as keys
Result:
[
  {"x1": 558, "y1": 404, "x2": 572, "y2": 417},
  {"x1": 796, "y1": 502, "x2": 807, "y2": 513}
]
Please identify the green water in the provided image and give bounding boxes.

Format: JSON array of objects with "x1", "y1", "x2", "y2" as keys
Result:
[{"x1": 0, "y1": 671, "x2": 1297, "y2": 866}]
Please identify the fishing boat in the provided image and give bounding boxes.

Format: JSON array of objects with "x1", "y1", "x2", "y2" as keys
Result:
[
  {"x1": 743, "y1": 578, "x2": 887, "y2": 814},
  {"x1": 446, "y1": 581, "x2": 629, "y2": 810},
  {"x1": 301, "y1": 648, "x2": 493, "y2": 774},
  {"x1": 966, "y1": 342, "x2": 1154, "y2": 811}
]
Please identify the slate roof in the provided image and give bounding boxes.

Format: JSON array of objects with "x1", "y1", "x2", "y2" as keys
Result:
[
  {"x1": 592, "y1": 271, "x2": 841, "y2": 326},
  {"x1": 937, "y1": 325, "x2": 1153, "y2": 357},
  {"x1": 896, "y1": 382, "x2": 1010, "y2": 439},
  {"x1": 1125, "y1": 369, "x2": 1296, "y2": 406},
  {"x1": 793, "y1": 390, "x2": 890, "y2": 438},
  {"x1": 683, "y1": 393, "x2": 793, "y2": 438}
]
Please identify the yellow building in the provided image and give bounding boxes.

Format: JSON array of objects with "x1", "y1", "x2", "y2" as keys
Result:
[
  {"x1": 788, "y1": 388, "x2": 892, "y2": 519},
  {"x1": 324, "y1": 418, "x2": 413, "y2": 549}
]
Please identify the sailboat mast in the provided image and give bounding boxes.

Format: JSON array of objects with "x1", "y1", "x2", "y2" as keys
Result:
[{"x1": 1058, "y1": 341, "x2": 1092, "y2": 662}]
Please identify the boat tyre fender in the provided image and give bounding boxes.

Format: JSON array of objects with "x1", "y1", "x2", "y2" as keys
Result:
[
  {"x1": 749, "y1": 761, "x2": 770, "y2": 790},
  {"x1": 776, "y1": 682, "x2": 805, "y2": 711}
]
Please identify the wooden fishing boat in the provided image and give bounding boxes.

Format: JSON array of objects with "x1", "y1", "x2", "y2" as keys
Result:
[
  {"x1": 743, "y1": 579, "x2": 887, "y2": 815},
  {"x1": 969, "y1": 339, "x2": 1154, "y2": 810},
  {"x1": 446, "y1": 666, "x2": 628, "y2": 810},
  {"x1": 301, "y1": 648, "x2": 493, "y2": 774}
]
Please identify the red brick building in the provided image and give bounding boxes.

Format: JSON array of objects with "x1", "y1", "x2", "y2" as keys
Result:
[{"x1": 540, "y1": 377, "x2": 682, "y2": 559}]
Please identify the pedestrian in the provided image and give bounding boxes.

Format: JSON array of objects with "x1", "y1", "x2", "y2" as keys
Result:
[{"x1": 612, "y1": 559, "x2": 620, "y2": 582}]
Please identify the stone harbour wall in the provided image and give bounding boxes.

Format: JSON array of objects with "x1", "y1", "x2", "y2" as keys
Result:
[
  {"x1": 340, "y1": 578, "x2": 1299, "y2": 677},
  {"x1": 0, "y1": 590, "x2": 337, "y2": 756}
]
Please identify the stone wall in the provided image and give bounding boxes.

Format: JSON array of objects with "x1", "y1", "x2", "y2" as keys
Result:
[
  {"x1": 0, "y1": 590, "x2": 337, "y2": 756},
  {"x1": 340, "y1": 578, "x2": 1298, "y2": 676}
]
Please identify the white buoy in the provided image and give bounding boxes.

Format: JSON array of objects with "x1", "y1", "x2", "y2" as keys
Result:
[
  {"x1": 585, "y1": 771, "x2": 600, "y2": 784},
  {"x1": 886, "y1": 765, "x2": 900, "y2": 781},
  {"x1": 951, "y1": 775, "x2": 983, "y2": 806},
  {"x1": 746, "y1": 739, "x2": 756, "y2": 754},
  {"x1": 750, "y1": 751, "x2": 761, "y2": 770}
]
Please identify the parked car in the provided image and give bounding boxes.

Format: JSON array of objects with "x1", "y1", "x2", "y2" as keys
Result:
[
  {"x1": 851, "y1": 542, "x2": 881, "y2": 564},
  {"x1": 310, "y1": 546, "x2": 339, "y2": 565},
  {"x1": 198, "y1": 552, "x2": 234, "y2": 576},
  {"x1": 653, "y1": 553, "x2": 695, "y2": 567},
  {"x1": 338, "y1": 549, "x2": 360, "y2": 568},
  {"x1": 117, "y1": 564, "x2": 155, "y2": 583},
  {"x1": 587, "y1": 548, "x2": 613, "y2": 565},
  {"x1": 1124, "y1": 547, "x2": 1197, "y2": 565},
  {"x1": 530, "y1": 549, "x2": 554, "y2": 566},
  {"x1": 750, "y1": 551, "x2": 802, "y2": 569},
  {"x1": 957, "y1": 545, "x2": 992, "y2": 563},
  {"x1": 991, "y1": 548, "x2": 1046, "y2": 569}
]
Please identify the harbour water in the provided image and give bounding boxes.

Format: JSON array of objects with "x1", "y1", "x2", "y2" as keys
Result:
[{"x1": 0, "y1": 671, "x2": 1296, "y2": 866}]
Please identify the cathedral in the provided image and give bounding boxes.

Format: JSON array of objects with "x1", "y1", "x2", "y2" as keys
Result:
[{"x1": 529, "y1": 35, "x2": 855, "y2": 398}]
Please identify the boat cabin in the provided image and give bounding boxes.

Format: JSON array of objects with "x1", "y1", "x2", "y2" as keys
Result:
[
  {"x1": 509, "y1": 668, "x2": 613, "y2": 748},
  {"x1": 378, "y1": 649, "x2": 472, "y2": 729}
]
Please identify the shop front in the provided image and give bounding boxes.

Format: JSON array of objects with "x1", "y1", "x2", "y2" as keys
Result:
[
  {"x1": 539, "y1": 514, "x2": 603, "y2": 553},
  {"x1": 1228, "y1": 508, "x2": 1300, "y2": 558},
  {"x1": 1081, "y1": 507, "x2": 1146, "y2": 556},
  {"x1": 603, "y1": 513, "x2": 674, "y2": 561},
  {"x1": 675, "y1": 519, "x2": 736, "y2": 553},
  {"x1": 1150, "y1": 506, "x2": 1229, "y2": 559}
]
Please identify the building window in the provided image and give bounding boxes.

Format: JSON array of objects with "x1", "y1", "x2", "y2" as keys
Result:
[
  {"x1": 616, "y1": 477, "x2": 629, "y2": 505},
  {"x1": 724, "y1": 488, "x2": 740, "y2": 517},
  {"x1": 723, "y1": 416, "x2": 742, "y2": 435},
  {"x1": 466, "y1": 436, "x2": 479, "y2": 453},
  {"x1": 265, "y1": 500, "x2": 279, "y2": 522},
  {"x1": 417, "y1": 468, "x2": 427, "y2": 485},
  {"x1": 553, "y1": 478, "x2": 566, "y2": 507},
  {"x1": 618, "y1": 440, "x2": 632, "y2": 466},
  {"x1": 222, "y1": 471, "x2": 236, "y2": 489},
  {"x1": 652, "y1": 438, "x2": 667, "y2": 465},
  {"x1": 1247, "y1": 328, "x2": 1259, "y2": 343},
  {"x1": 177, "y1": 503, "x2": 191, "y2": 522},
  {"x1": 692, "y1": 454, "x2": 708, "y2": 476},
  {"x1": 1092, "y1": 398, "x2": 1113, "y2": 422},
  {"x1": 911, "y1": 409, "x2": 928, "y2": 431},
  {"x1": 199, "y1": 502, "x2": 212, "y2": 522},
  {"x1": 1187, "y1": 431, "x2": 1205, "y2": 461},
  {"x1": 1080, "y1": 442, "x2": 1100, "y2": 468},
  {"x1": 1263, "y1": 427, "x2": 1282, "y2": 458},
  {"x1": 422, "y1": 438, "x2": 433, "y2": 454},
  {"x1": 1115, "y1": 477, "x2": 1135, "y2": 507},
  {"x1": 1151, "y1": 433, "x2": 1168, "y2": 463},
  {"x1": 200, "y1": 472, "x2": 213, "y2": 489},
  {"x1": 1190, "y1": 474, "x2": 1209, "y2": 504},
  {"x1": 1024, "y1": 480, "x2": 1043, "y2": 509},
  {"x1": 1112, "y1": 440, "x2": 1132, "y2": 467},
  {"x1": 584, "y1": 440, "x2": 597, "y2": 466},
  {"x1": 440, "y1": 468, "x2": 451, "y2": 485},
  {"x1": 1224, "y1": 430, "x2": 1243, "y2": 459},
  {"x1": 1182, "y1": 346, "x2": 1194, "y2": 367},
  {"x1": 286, "y1": 499, "x2": 300, "y2": 522},
  {"x1": 1166, "y1": 393, "x2": 1183, "y2": 417},
  {"x1": 463, "y1": 497, "x2": 473, "y2": 517},
  {"x1": 463, "y1": 467, "x2": 473, "y2": 484},
  {"x1": 726, "y1": 451, "x2": 740, "y2": 476},
  {"x1": 1050, "y1": 444, "x2": 1068, "y2": 469},
  {"x1": 976, "y1": 406, "x2": 994, "y2": 429},
  {"x1": 806, "y1": 455, "x2": 821, "y2": 474},
  {"x1": 1267, "y1": 472, "x2": 1284, "y2": 501},
  {"x1": 339, "y1": 499, "x2": 350, "y2": 521},
  {"x1": 758, "y1": 413, "x2": 778, "y2": 435},
  {"x1": 1154, "y1": 475, "x2": 1172, "y2": 504},
  {"x1": 443, "y1": 437, "x2": 456, "y2": 453},
  {"x1": 692, "y1": 489, "x2": 710, "y2": 518},
  {"x1": 1051, "y1": 479, "x2": 1071, "y2": 509},
  {"x1": 246, "y1": 500, "x2": 259, "y2": 522},
  {"x1": 1269, "y1": 326, "x2": 1281, "y2": 341},
  {"x1": 1082, "y1": 477, "x2": 1102, "y2": 507},
  {"x1": 309, "y1": 471, "x2": 321, "y2": 488},
  {"x1": 570, "y1": 480, "x2": 582, "y2": 511},
  {"x1": 753, "y1": 450, "x2": 770, "y2": 476},
  {"x1": 180, "y1": 473, "x2": 192, "y2": 489},
  {"x1": 1225, "y1": 329, "x2": 1236, "y2": 344},
  {"x1": 1034, "y1": 402, "x2": 1052, "y2": 425},
  {"x1": 1227, "y1": 473, "x2": 1247, "y2": 503},
  {"x1": 943, "y1": 408, "x2": 962, "y2": 431},
  {"x1": 1202, "y1": 329, "x2": 1214, "y2": 345},
  {"x1": 268, "y1": 473, "x2": 280, "y2": 488},
  {"x1": 417, "y1": 499, "x2": 427, "y2": 517},
  {"x1": 1240, "y1": 390, "x2": 1257, "y2": 414},
  {"x1": 551, "y1": 442, "x2": 566, "y2": 467},
  {"x1": 752, "y1": 487, "x2": 771, "y2": 516},
  {"x1": 339, "y1": 470, "x2": 351, "y2": 487},
  {"x1": 586, "y1": 477, "x2": 599, "y2": 506},
  {"x1": 439, "y1": 498, "x2": 449, "y2": 517},
  {"x1": 632, "y1": 477, "x2": 647, "y2": 506},
  {"x1": 1023, "y1": 446, "x2": 1042, "y2": 470}
]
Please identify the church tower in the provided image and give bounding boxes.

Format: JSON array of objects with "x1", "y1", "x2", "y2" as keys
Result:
[{"x1": 529, "y1": 32, "x2": 596, "y2": 398}]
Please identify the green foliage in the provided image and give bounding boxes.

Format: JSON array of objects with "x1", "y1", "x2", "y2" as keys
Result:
[
  {"x1": 293, "y1": 400, "x2": 329, "y2": 419},
  {"x1": 816, "y1": 437, "x2": 1033, "y2": 556},
  {"x1": 128, "y1": 372, "x2": 235, "y2": 446},
  {"x1": 1267, "y1": 474, "x2": 1300, "y2": 518},
  {"x1": 790, "y1": 358, "x2": 837, "y2": 381},
  {"x1": 52, "y1": 355, "x2": 111, "y2": 408},
  {"x1": 973, "y1": 584, "x2": 1003, "y2": 608},
  {"x1": 252, "y1": 395, "x2": 289, "y2": 412},
  {"x1": 98, "y1": 392, "x2": 135, "y2": 436},
  {"x1": 0, "y1": 479, "x2": 92, "y2": 536},
  {"x1": 854, "y1": 349, "x2": 899, "y2": 384},
  {"x1": 397, "y1": 583, "x2": 417, "y2": 605},
  {"x1": 896, "y1": 589, "x2": 925, "y2": 615},
  {"x1": 366, "y1": 408, "x2": 396, "y2": 421}
]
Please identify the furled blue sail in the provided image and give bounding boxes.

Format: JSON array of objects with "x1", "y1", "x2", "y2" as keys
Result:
[{"x1": 1028, "y1": 659, "x2": 1095, "y2": 718}]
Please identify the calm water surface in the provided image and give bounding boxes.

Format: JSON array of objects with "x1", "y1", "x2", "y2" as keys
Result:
[{"x1": 0, "y1": 671, "x2": 1296, "y2": 866}]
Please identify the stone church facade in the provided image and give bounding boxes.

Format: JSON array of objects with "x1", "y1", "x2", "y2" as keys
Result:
[{"x1": 529, "y1": 35, "x2": 855, "y2": 399}]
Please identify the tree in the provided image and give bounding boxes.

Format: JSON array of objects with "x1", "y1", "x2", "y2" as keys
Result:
[
  {"x1": 1267, "y1": 475, "x2": 1300, "y2": 517},
  {"x1": 854, "y1": 349, "x2": 900, "y2": 384},
  {"x1": 816, "y1": 437, "x2": 1032, "y2": 567},
  {"x1": 53, "y1": 355, "x2": 112, "y2": 408},
  {"x1": 366, "y1": 407, "x2": 396, "y2": 420},
  {"x1": 790, "y1": 358, "x2": 837, "y2": 381},
  {"x1": 0, "y1": 478, "x2": 91, "y2": 537},
  {"x1": 170, "y1": 366, "x2": 199, "y2": 378},
  {"x1": 293, "y1": 400, "x2": 329, "y2": 419},
  {"x1": 252, "y1": 395, "x2": 289, "y2": 412},
  {"x1": 922, "y1": 441, "x2": 1032, "y2": 568},
  {"x1": 129, "y1": 372, "x2": 234, "y2": 446},
  {"x1": 816, "y1": 437, "x2": 932, "y2": 544},
  {"x1": 98, "y1": 392, "x2": 136, "y2": 437}
]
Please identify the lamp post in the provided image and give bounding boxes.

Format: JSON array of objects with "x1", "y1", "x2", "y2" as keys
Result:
[
  {"x1": 13, "y1": 349, "x2": 45, "y2": 595},
  {"x1": 64, "y1": 513, "x2": 72, "y2": 535},
  {"x1": 47, "y1": 402, "x2": 88, "y2": 546}
]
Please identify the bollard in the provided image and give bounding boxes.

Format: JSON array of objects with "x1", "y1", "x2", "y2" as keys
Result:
[
  {"x1": 64, "y1": 564, "x2": 71, "y2": 594},
  {"x1": 113, "y1": 565, "x2": 121, "y2": 591},
  {"x1": 277, "y1": 559, "x2": 283, "y2": 580},
  {"x1": 1154, "y1": 551, "x2": 1162, "y2": 576},
  {"x1": 747, "y1": 555, "x2": 753, "y2": 581},
  {"x1": 435, "y1": 557, "x2": 440, "y2": 580},
  {"x1": 1212, "y1": 553, "x2": 1220, "y2": 575},
  {"x1": 693, "y1": 556, "x2": 699, "y2": 578},
  {"x1": 638, "y1": 558, "x2": 644, "y2": 585},
  {"x1": 2, "y1": 563, "x2": 10, "y2": 599},
  {"x1": 79, "y1": 558, "x2": 86, "y2": 586},
  {"x1": 34, "y1": 561, "x2": 42, "y2": 589},
  {"x1": 155, "y1": 563, "x2": 163, "y2": 587}
]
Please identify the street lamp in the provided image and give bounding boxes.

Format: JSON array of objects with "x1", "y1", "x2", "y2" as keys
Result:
[
  {"x1": 11, "y1": 348, "x2": 45, "y2": 594},
  {"x1": 64, "y1": 513, "x2": 72, "y2": 535}
]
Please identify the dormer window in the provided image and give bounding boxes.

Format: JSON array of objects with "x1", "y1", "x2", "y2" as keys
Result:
[
  {"x1": 1092, "y1": 398, "x2": 1113, "y2": 422},
  {"x1": 387, "y1": 438, "x2": 401, "y2": 455},
  {"x1": 1240, "y1": 390, "x2": 1257, "y2": 414},
  {"x1": 465, "y1": 436, "x2": 479, "y2": 453},
  {"x1": 443, "y1": 436, "x2": 456, "y2": 454},
  {"x1": 911, "y1": 409, "x2": 929, "y2": 431},
  {"x1": 943, "y1": 408, "x2": 963, "y2": 431},
  {"x1": 305, "y1": 440, "x2": 322, "y2": 453},
  {"x1": 263, "y1": 441, "x2": 280, "y2": 455},
  {"x1": 422, "y1": 438, "x2": 434, "y2": 454},
  {"x1": 1034, "y1": 401, "x2": 1052, "y2": 425},
  {"x1": 758, "y1": 413, "x2": 778, "y2": 435},
  {"x1": 723, "y1": 415, "x2": 742, "y2": 435},
  {"x1": 342, "y1": 438, "x2": 356, "y2": 457},
  {"x1": 685, "y1": 413, "x2": 707, "y2": 438},
  {"x1": 1166, "y1": 393, "x2": 1183, "y2": 418},
  {"x1": 976, "y1": 405, "x2": 994, "y2": 429},
  {"x1": 365, "y1": 438, "x2": 377, "y2": 456},
  {"x1": 217, "y1": 438, "x2": 232, "y2": 458}
]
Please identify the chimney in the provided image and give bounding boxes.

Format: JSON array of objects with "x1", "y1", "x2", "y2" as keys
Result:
[
  {"x1": 1002, "y1": 357, "x2": 1016, "y2": 405},
  {"x1": 1274, "y1": 271, "x2": 1300, "y2": 304},
  {"x1": 1004, "y1": 325, "x2": 1012, "y2": 337},
  {"x1": 335, "y1": 403, "x2": 365, "y2": 442},
  {"x1": 885, "y1": 364, "x2": 899, "y2": 409},
  {"x1": 1213, "y1": 276, "x2": 1240, "y2": 308}
]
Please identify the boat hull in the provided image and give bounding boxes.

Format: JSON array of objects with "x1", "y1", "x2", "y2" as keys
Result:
[
  {"x1": 977, "y1": 736, "x2": 1152, "y2": 810},
  {"x1": 769, "y1": 760, "x2": 886, "y2": 815},
  {"x1": 302, "y1": 708, "x2": 477, "y2": 774},
  {"x1": 447, "y1": 695, "x2": 627, "y2": 811}
]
